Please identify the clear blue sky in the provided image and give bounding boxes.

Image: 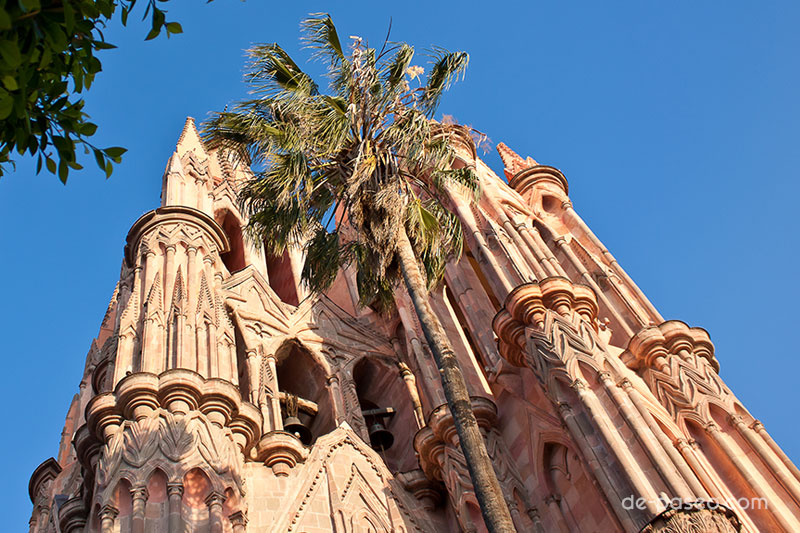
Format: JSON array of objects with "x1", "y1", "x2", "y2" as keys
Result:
[{"x1": 1, "y1": 2, "x2": 798, "y2": 528}]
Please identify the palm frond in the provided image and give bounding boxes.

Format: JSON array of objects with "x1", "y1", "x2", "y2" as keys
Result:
[
  {"x1": 302, "y1": 229, "x2": 341, "y2": 292},
  {"x1": 420, "y1": 49, "x2": 469, "y2": 117},
  {"x1": 247, "y1": 43, "x2": 319, "y2": 97},
  {"x1": 301, "y1": 13, "x2": 345, "y2": 66},
  {"x1": 384, "y1": 43, "x2": 415, "y2": 91}
]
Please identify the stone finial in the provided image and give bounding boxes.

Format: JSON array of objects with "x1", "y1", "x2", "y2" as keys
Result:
[
  {"x1": 493, "y1": 277, "x2": 599, "y2": 367},
  {"x1": 255, "y1": 431, "x2": 309, "y2": 477},
  {"x1": 497, "y1": 142, "x2": 538, "y2": 180},
  {"x1": 621, "y1": 320, "x2": 718, "y2": 373},
  {"x1": 29, "y1": 458, "x2": 61, "y2": 505},
  {"x1": 176, "y1": 117, "x2": 208, "y2": 158}
]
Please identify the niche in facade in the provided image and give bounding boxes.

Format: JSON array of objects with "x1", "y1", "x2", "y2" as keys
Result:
[
  {"x1": 353, "y1": 358, "x2": 418, "y2": 472},
  {"x1": 215, "y1": 209, "x2": 246, "y2": 274},
  {"x1": 275, "y1": 342, "x2": 335, "y2": 444}
]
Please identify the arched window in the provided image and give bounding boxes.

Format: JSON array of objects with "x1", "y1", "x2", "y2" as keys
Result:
[
  {"x1": 276, "y1": 342, "x2": 335, "y2": 443},
  {"x1": 215, "y1": 210, "x2": 246, "y2": 273},
  {"x1": 353, "y1": 358, "x2": 418, "y2": 472}
]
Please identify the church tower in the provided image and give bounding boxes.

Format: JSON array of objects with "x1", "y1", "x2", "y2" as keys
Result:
[{"x1": 28, "y1": 119, "x2": 799, "y2": 532}]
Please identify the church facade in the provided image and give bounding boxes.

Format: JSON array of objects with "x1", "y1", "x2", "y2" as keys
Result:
[{"x1": 28, "y1": 118, "x2": 800, "y2": 532}]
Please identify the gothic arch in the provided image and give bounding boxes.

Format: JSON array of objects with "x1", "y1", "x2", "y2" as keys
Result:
[
  {"x1": 350, "y1": 356, "x2": 418, "y2": 472},
  {"x1": 145, "y1": 468, "x2": 168, "y2": 528},
  {"x1": 275, "y1": 339, "x2": 336, "y2": 443},
  {"x1": 215, "y1": 208, "x2": 246, "y2": 274}
]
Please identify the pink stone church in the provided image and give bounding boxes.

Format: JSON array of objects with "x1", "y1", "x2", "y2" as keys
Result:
[{"x1": 28, "y1": 118, "x2": 800, "y2": 532}]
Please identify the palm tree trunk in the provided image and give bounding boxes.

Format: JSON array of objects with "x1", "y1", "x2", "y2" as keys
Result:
[{"x1": 396, "y1": 228, "x2": 516, "y2": 533}]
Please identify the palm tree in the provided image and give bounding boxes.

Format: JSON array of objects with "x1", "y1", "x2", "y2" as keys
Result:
[{"x1": 203, "y1": 14, "x2": 515, "y2": 532}]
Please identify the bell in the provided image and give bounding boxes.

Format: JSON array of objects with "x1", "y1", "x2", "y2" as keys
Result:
[
  {"x1": 283, "y1": 416, "x2": 312, "y2": 445},
  {"x1": 368, "y1": 420, "x2": 394, "y2": 451}
]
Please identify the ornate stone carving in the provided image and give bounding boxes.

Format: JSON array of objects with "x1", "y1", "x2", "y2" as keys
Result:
[
  {"x1": 255, "y1": 431, "x2": 309, "y2": 476},
  {"x1": 272, "y1": 423, "x2": 437, "y2": 533},
  {"x1": 96, "y1": 408, "x2": 245, "y2": 499},
  {"x1": 622, "y1": 321, "x2": 733, "y2": 424},
  {"x1": 640, "y1": 501, "x2": 740, "y2": 533},
  {"x1": 414, "y1": 398, "x2": 535, "y2": 532}
]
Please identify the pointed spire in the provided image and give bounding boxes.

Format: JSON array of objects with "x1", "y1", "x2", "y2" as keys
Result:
[
  {"x1": 176, "y1": 117, "x2": 208, "y2": 159},
  {"x1": 120, "y1": 277, "x2": 141, "y2": 324},
  {"x1": 163, "y1": 117, "x2": 212, "y2": 211},
  {"x1": 216, "y1": 295, "x2": 234, "y2": 330},
  {"x1": 496, "y1": 142, "x2": 538, "y2": 181},
  {"x1": 146, "y1": 273, "x2": 163, "y2": 315},
  {"x1": 197, "y1": 272, "x2": 215, "y2": 319},
  {"x1": 100, "y1": 282, "x2": 120, "y2": 330},
  {"x1": 171, "y1": 267, "x2": 186, "y2": 311}
]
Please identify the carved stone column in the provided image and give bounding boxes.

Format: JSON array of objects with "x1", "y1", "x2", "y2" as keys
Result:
[
  {"x1": 571, "y1": 378, "x2": 660, "y2": 515},
  {"x1": 230, "y1": 510, "x2": 248, "y2": 533},
  {"x1": 620, "y1": 379, "x2": 709, "y2": 500},
  {"x1": 598, "y1": 371, "x2": 693, "y2": 500},
  {"x1": 167, "y1": 482, "x2": 184, "y2": 533},
  {"x1": 544, "y1": 494, "x2": 571, "y2": 533},
  {"x1": 99, "y1": 504, "x2": 119, "y2": 533},
  {"x1": 398, "y1": 362, "x2": 425, "y2": 429},
  {"x1": 206, "y1": 491, "x2": 226, "y2": 533},
  {"x1": 752, "y1": 420, "x2": 800, "y2": 482},
  {"x1": 264, "y1": 354, "x2": 282, "y2": 431},
  {"x1": 705, "y1": 422, "x2": 800, "y2": 531},
  {"x1": 130, "y1": 485, "x2": 148, "y2": 533},
  {"x1": 326, "y1": 374, "x2": 345, "y2": 423},
  {"x1": 729, "y1": 414, "x2": 800, "y2": 505}
]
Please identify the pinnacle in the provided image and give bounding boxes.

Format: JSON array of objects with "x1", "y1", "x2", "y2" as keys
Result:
[
  {"x1": 175, "y1": 116, "x2": 208, "y2": 158},
  {"x1": 496, "y1": 142, "x2": 537, "y2": 178}
]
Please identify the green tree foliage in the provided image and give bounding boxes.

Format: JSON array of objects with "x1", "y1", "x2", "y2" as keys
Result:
[{"x1": 0, "y1": 0, "x2": 186, "y2": 182}]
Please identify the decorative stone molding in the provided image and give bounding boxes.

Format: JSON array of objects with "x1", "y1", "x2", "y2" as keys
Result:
[
  {"x1": 621, "y1": 321, "x2": 732, "y2": 424},
  {"x1": 397, "y1": 469, "x2": 444, "y2": 511},
  {"x1": 414, "y1": 398, "x2": 534, "y2": 531},
  {"x1": 93, "y1": 407, "x2": 246, "y2": 504},
  {"x1": 73, "y1": 424, "x2": 102, "y2": 479},
  {"x1": 123, "y1": 206, "x2": 229, "y2": 268},
  {"x1": 268, "y1": 423, "x2": 437, "y2": 533},
  {"x1": 255, "y1": 431, "x2": 309, "y2": 476},
  {"x1": 86, "y1": 369, "x2": 260, "y2": 454},
  {"x1": 640, "y1": 500, "x2": 740, "y2": 532},
  {"x1": 28, "y1": 457, "x2": 61, "y2": 505},
  {"x1": 622, "y1": 321, "x2": 719, "y2": 373},
  {"x1": 58, "y1": 495, "x2": 88, "y2": 533},
  {"x1": 509, "y1": 165, "x2": 569, "y2": 199},
  {"x1": 494, "y1": 278, "x2": 602, "y2": 393},
  {"x1": 493, "y1": 277, "x2": 598, "y2": 368},
  {"x1": 415, "y1": 397, "x2": 498, "y2": 479}
]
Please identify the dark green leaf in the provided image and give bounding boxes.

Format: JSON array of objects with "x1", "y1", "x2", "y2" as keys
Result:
[
  {"x1": 2, "y1": 75, "x2": 18, "y2": 91},
  {"x1": 58, "y1": 159, "x2": 68, "y2": 183},
  {"x1": 166, "y1": 22, "x2": 183, "y2": 34},
  {"x1": 104, "y1": 146, "x2": 127, "y2": 159},
  {"x1": 0, "y1": 93, "x2": 12, "y2": 120},
  {"x1": 0, "y1": 40, "x2": 21, "y2": 68},
  {"x1": 81, "y1": 122, "x2": 98, "y2": 136},
  {"x1": 93, "y1": 148, "x2": 105, "y2": 170},
  {"x1": 0, "y1": 9, "x2": 11, "y2": 30},
  {"x1": 19, "y1": 0, "x2": 41, "y2": 13}
]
